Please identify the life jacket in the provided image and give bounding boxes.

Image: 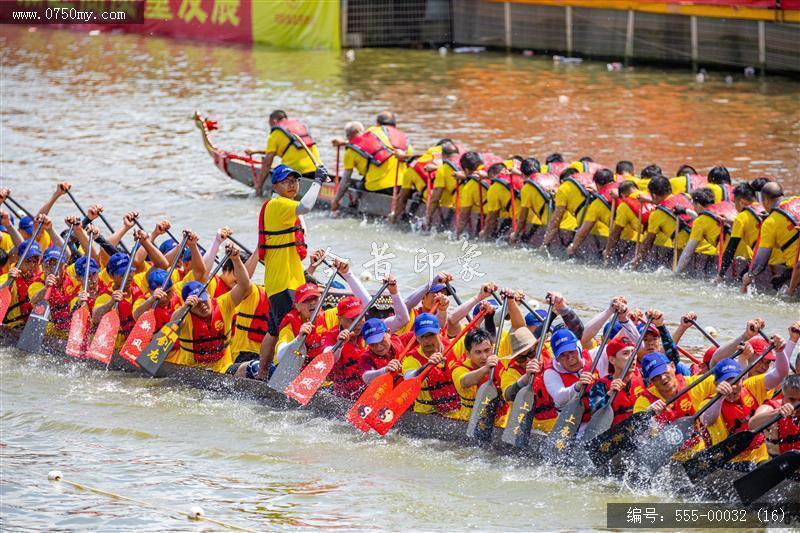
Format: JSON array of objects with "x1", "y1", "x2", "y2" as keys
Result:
[
  {"x1": 598, "y1": 371, "x2": 645, "y2": 426},
  {"x1": 772, "y1": 196, "x2": 800, "y2": 253},
  {"x1": 718, "y1": 387, "x2": 765, "y2": 454},
  {"x1": 213, "y1": 277, "x2": 231, "y2": 299},
  {"x1": 270, "y1": 119, "x2": 315, "y2": 155},
  {"x1": 524, "y1": 173, "x2": 559, "y2": 220},
  {"x1": 545, "y1": 161, "x2": 568, "y2": 175},
  {"x1": 118, "y1": 295, "x2": 136, "y2": 336},
  {"x1": 563, "y1": 172, "x2": 595, "y2": 214},
  {"x1": 153, "y1": 293, "x2": 181, "y2": 330},
  {"x1": 180, "y1": 304, "x2": 228, "y2": 364},
  {"x1": 580, "y1": 161, "x2": 605, "y2": 175},
  {"x1": 700, "y1": 201, "x2": 737, "y2": 225},
  {"x1": 48, "y1": 276, "x2": 73, "y2": 329},
  {"x1": 406, "y1": 348, "x2": 461, "y2": 415},
  {"x1": 257, "y1": 198, "x2": 308, "y2": 262},
  {"x1": 553, "y1": 368, "x2": 592, "y2": 424},
  {"x1": 765, "y1": 399, "x2": 800, "y2": 454},
  {"x1": 347, "y1": 126, "x2": 408, "y2": 167},
  {"x1": 279, "y1": 308, "x2": 328, "y2": 362},
  {"x1": 621, "y1": 196, "x2": 655, "y2": 225},
  {"x1": 598, "y1": 182, "x2": 619, "y2": 205},
  {"x1": 412, "y1": 155, "x2": 438, "y2": 187},
  {"x1": 329, "y1": 336, "x2": 367, "y2": 400},
  {"x1": 657, "y1": 193, "x2": 694, "y2": 230},
  {"x1": 640, "y1": 375, "x2": 706, "y2": 451},
  {"x1": 532, "y1": 370, "x2": 558, "y2": 422},
  {"x1": 4, "y1": 271, "x2": 39, "y2": 325},
  {"x1": 359, "y1": 335, "x2": 406, "y2": 375},
  {"x1": 490, "y1": 173, "x2": 524, "y2": 214},
  {"x1": 743, "y1": 203, "x2": 767, "y2": 226},
  {"x1": 678, "y1": 173, "x2": 708, "y2": 193},
  {"x1": 234, "y1": 285, "x2": 270, "y2": 344}
]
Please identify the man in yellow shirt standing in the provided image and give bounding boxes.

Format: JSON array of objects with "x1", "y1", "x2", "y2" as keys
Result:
[
  {"x1": 252, "y1": 110, "x2": 320, "y2": 196},
  {"x1": 257, "y1": 163, "x2": 327, "y2": 379},
  {"x1": 743, "y1": 182, "x2": 799, "y2": 292}
]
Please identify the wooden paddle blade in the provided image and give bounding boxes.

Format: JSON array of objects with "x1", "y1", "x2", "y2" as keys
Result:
[
  {"x1": 542, "y1": 398, "x2": 586, "y2": 462},
  {"x1": 585, "y1": 411, "x2": 649, "y2": 467},
  {"x1": 284, "y1": 351, "x2": 335, "y2": 405},
  {"x1": 267, "y1": 339, "x2": 305, "y2": 393},
  {"x1": 501, "y1": 386, "x2": 535, "y2": 447},
  {"x1": 118, "y1": 310, "x2": 156, "y2": 366},
  {"x1": 734, "y1": 451, "x2": 800, "y2": 505},
  {"x1": 580, "y1": 404, "x2": 615, "y2": 443},
  {"x1": 467, "y1": 381, "x2": 500, "y2": 442},
  {"x1": 682, "y1": 430, "x2": 756, "y2": 481},
  {"x1": 368, "y1": 377, "x2": 423, "y2": 436},
  {"x1": 65, "y1": 305, "x2": 90, "y2": 358},
  {"x1": 631, "y1": 417, "x2": 694, "y2": 474},
  {"x1": 135, "y1": 321, "x2": 181, "y2": 377},
  {"x1": 0, "y1": 285, "x2": 12, "y2": 324},
  {"x1": 86, "y1": 310, "x2": 119, "y2": 365},
  {"x1": 347, "y1": 372, "x2": 394, "y2": 432}
]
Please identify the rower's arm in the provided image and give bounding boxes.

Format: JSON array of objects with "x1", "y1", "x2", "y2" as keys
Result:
[
  {"x1": 748, "y1": 247, "x2": 772, "y2": 277},
  {"x1": 455, "y1": 205, "x2": 471, "y2": 237},
  {"x1": 383, "y1": 289, "x2": 410, "y2": 333},
  {"x1": 188, "y1": 240, "x2": 206, "y2": 282},
  {"x1": 333, "y1": 170, "x2": 353, "y2": 207},
  {"x1": 513, "y1": 206, "x2": 529, "y2": 241},
  {"x1": 558, "y1": 305, "x2": 584, "y2": 341},
  {"x1": 764, "y1": 342, "x2": 790, "y2": 390},
  {"x1": 136, "y1": 236, "x2": 168, "y2": 269},
  {"x1": 543, "y1": 368, "x2": 580, "y2": 409},
  {"x1": 481, "y1": 211, "x2": 498, "y2": 239},
  {"x1": 507, "y1": 297, "x2": 525, "y2": 331},
  {"x1": 228, "y1": 252, "x2": 251, "y2": 307},
  {"x1": 170, "y1": 302, "x2": 189, "y2": 322},
  {"x1": 633, "y1": 233, "x2": 656, "y2": 268},
  {"x1": 133, "y1": 295, "x2": 156, "y2": 320},
  {"x1": 567, "y1": 220, "x2": 595, "y2": 256},
  {"x1": 701, "y1": 399, "x2": 723, "y2": 427},
  {"x1": 459, "y1": 364, "x2": 491, "y2": 389},
  {"x1": 603, "y1": 224, "x2": 623, "y2": 260},
  {"x1": 46, "y1": 225, "x2": 64, "y2": 251},
  {"x1": 255, "y1": 152, "x2": 276, "y2": 195},
  {"x1": 296, "y1": 182, "x2": 320, "y2": 215},
  {"x1": 747, "y1": 403, "x2": 780, "y2": 431},
  {"x1": 448, "y1": 291, "x2": 481, "y2": 329},
  {"x1": 541, "y1": 205, "x2": 566, "y2": 247},
  {"x1": 363, "y1": 365, "x2": 391, "y2": 384},
  {"x1": 504, "y1": 373, "x2": 532, "y2": 401},
  {"x1": 5, "y1": 220, "x2": 23, "y2": 247},
  {"x1": 36, "y1": 183, "x2": 67, "y2": 217},
  {"x1": 658, "y1": 325, "x2": 682, "y2": 368},
  {"x1": 341, "y1": 269, "x2": 370, "y2": 307},
  {"x1": 404, "y1": 279, "x2": 433, "y2": 311},
  {"x1": 426, "y1": 188, "x2": 443, "y2": 226},
  {"x1": 245, "y1": 250, "x2": 260, "y2": 278},
  {"x1": 710, "y1": 334, "x2": 747, "y2": 366},
  {"x1": 675, "y1": 239, "x2": 698, "y2": 274},
  {"x1": 202, "y1": 234, "x2": 223, "y2": 277},
  {"x1": 718, "y1": 236, "x2": 741, "y2": 278},
  {"x1": 581, "y1": 306, "x2": 613, "y2": 347},
  {"x1": 92, "y1": 298, "x2": 115, "y2": 324}
]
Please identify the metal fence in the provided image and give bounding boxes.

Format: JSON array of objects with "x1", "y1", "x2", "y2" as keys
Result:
[{"x1": 344, "y1": 0, "x2": 451, "y2": 48}]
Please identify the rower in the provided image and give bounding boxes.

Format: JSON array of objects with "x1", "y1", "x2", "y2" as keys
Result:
[
  {"x1": 716, "y1": 182, "x2": 768, "y2": 283},
  {"x1": 167, "y1": 244, "x2": 251, "y2": 374},
  {"x1": 16, "y1": 182, "x2": 72, "y2": 250},
  {"x1": 706, "y1": 166, "x2": 733, "y2": 203},
  {"x1": 700, "y1": 337, "x2": 789, "y2": 469},
  {"x1": 615, "y1": 161, "x2": 635, "y2": 182},
  {"x1": 400, "y1": 272, "x2": 457, "y2": 335},
  {"x1": 426, "y1": 142, "x2": 464, "y2": 230},
  {"x1": 455, "y1": 152, "x2": 503, "y2": 238},
  {"x1": 257, "y1": 163, "x2": 327, "y2": 380},
  {"x1": 1, "y1": 239, "x2": 43, "y2": 328},
  {"x1": 593, "y1": 337, "x2": 644, "y2": 427},
  {"x1": 509, "y1": 157, "x2": 550, "y2": 245},
  {"x1": 332, "y1": 112, "x2": 413, "y2": 211},
  {"x1": 542, "y1": 328, "x2": 596, "y2": 435},
  {"x1": 70, "y1": 254, "x2": 104, "y2": 314},
  {"x1": 391, "y1": 139, "x2": 455, "y2": 224},
  {"x1": 742, "y1": 182, "x2": 799, "y2": 292},
  {"x1": 602, "y1": 180, "x2": 652, "y2": 264},
  {"x1": 132, "y1": 268, "x2": 181, "y2": 331},
  {"x1": 252, "y1": 110, "x2": 319, "y2": 196},
  {"x1": 540, "y1": 167, "x2": 594, "y2": 249},
  {"x1": 92, "y1": 242, "x2": 146, "y2": 347},
  {"x1": 450, "y1": 327, "x2": 498, "y2": 421},
  {"x1": 480, "y1": 162, "x2": 522, "y2": 240},
  {"x1": 567, "y1": 168, "x2": 617, "y2": 257},
  {"x1": 632, "y1": 175, "x2": 693, "y2": 269},
  {"x1": 631, "y1": 164, "x2": 662, "y2": 193},
  {"x1": 675, "y1": 188, "x2": 727, "y2": 274},
  {"x1": 754, "y1": 373, "x2": 800, "y2": 456},
  {"x1": 358, "y1": 318, "x2": 405, "y2": 385}
]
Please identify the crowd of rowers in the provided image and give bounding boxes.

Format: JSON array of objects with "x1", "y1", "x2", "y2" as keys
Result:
[
  {"x1": 242, "y1": 109, "x2": 800, "y2": 295},
  {"x1": 0, "y1": 181, "x2": 798, "y2": 470}
]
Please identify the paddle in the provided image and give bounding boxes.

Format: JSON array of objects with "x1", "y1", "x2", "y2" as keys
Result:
[
  {"x1": 581, "y1": 315, "x2": 653, "y2": 443},
  {"x1": 689, "y1": 319, "x2": 720, "y2": 348},
  {"x1": 368, "y1": 308, "x2": 489, "y2": 436},
  {"x1": 542, "y1": 311, "x2": 622, "y2": 460},
  {"x1": 734, "y1": 450, "x2": 800, "y2": 505},
  {"x1": 284, "y1": 281, "x2": 390, "y2": 404},
  {"x1": 64, "y1": 189, "x2": 129, "y2": 254},
  {"x1": 629, "y1": 341, "x2": 774, "y2": 475},
  {"x1": 0, "y1": 219, "x2": 44, "y2": 323},
  {"x1": 346, "y1": 332, "x2": 419, "y2": 432},
  {"x1": 5, "y1": 195, "x2": 33, "y2": 217},
  {"x1": 502, "y1": 302, "x2": 556, "y2": 448},
  {"x1": 135, "y1": 252, "x2": 231, "y2": 377},
  {"x1": 17, "y1": 224, "x2": 74, "y2": 353},
  {"x1": 132, "y1": 218, "x2": 179, "y2": 247},
  {"x1": 444, "y1": 281, "x2": 461, "y2": 305},
  {"x1": 65, "y1": 231, "x2": 96, "y2": 358},
  {"x1": 683, "y1": 402, "x2": 799, "y2": 481},
  {"x1": 266, "y1": 268, "x2": 339, "y2": 393},
  {"x1": 466, "y1": 296, "x2": 508, "y2": 442},
  {"x1": 119, "y1": 233, "x2": 189, "y2": 365},
  {"x1": 85, "y1": 241, "x2": 141, "y2": 365}
]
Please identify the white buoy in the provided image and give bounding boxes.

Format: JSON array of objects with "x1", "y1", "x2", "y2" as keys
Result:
[
  {"x1": 445, "y1": 95, "x2": 457, "y2": 103},
  {"x1": 438, "y1": 46, "x2": 447, "y2": 57},
  {"x1": 188, "y1": 506, "x2": 204, "y2": 520},
  {"x1": 695, "y1": 72, "x2": 705, "y2": 83},
  {"x1": 360, "y1": 270, "x2": 373, "y2": 282},
  {"x1": 48, "y1": 470, "x2": 63, "y2": 481},
  {"x1": 706, "y1": 326, "x2": 718, "y2": 339},
  {"x1": 558, "y1": 95, "x2": 569, "y2": 105},
  {"x1": 744, "y1": 66, "x2": 756, "y2": 77},
  {"x1": 345, "y1": 49, "x2": 355, "y2": 62},
  {"x1": 724, "y1": 75, "x2": 733, "y2": 84}
]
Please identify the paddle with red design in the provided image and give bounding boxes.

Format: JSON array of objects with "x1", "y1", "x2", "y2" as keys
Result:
[
  {"x1": 284, "y1": 282, "x2": 390, "y2": 404},
  {"x1": 367, "y1": 307, "x2": 489, "y2": 437},
  {"x1": 17, "y1": 224, "x2": 74, "y2": 353},
  {"x1": 86, "y1": 241, "x2": 141, "y2": 365},
  {"x1": 0, "y1": 219, "x2": 44, "y2": 323},
  {"x1": 135, "y1": 252, "x2": 231, "y2": 377},
  {"x1": 119, "y1": 233, "x2": 189, "y2": 365},
  {"x1": 65, "y1": 231, "x2": 96, "y2": 358}
]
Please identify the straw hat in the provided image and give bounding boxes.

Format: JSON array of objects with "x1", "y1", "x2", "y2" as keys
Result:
[{"x1": 509, "y1": 328, "x2": 536, "y2": 358}]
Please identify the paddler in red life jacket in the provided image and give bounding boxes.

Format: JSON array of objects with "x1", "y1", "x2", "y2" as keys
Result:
[
  {"x1": 753, "y1": 373, "x2": 800, "y2": 455},
  {"x1": 1, "y1": 238, "x2": 44, "y2": 329},
  {"x1": 675, "y1": 188, "x2": 729, "y2": 274},
  {"x1": 700, "y1": 340, "x2": 789, "y2": 467},
  {"x1": 426, "y1": 141, "x2": 465, "y2": 231},
  {"x1": 358, "y1": 317, "x2": 407, "y2": 385},
  {"x1": 399, "y1": 272, "x2": 459, "y2": 336},
  {"x1": 391, "y1": 139, "x2": 456, "y2": 224},
  {"x1": 132, "y1": 268, "x2": 181, "y2": 331},
  {"x1": 567, "y1": 168, "x2": 618, "y2": 257},
  {"x1": 480, "y1": 162, "x2": 523, "y2": 240},
  {"x1": 71, "y1": 254, "x2": 104, "y2": 314},
  {"x1": 602, "y1": 180, "x2": 652, "y2": 265},
  {"x1": 331, "y1": 112, "x2": 413, "y2": 211},
  {"x1": 716, "y1": 182, "x2": 767, "y2": 283},
  {"x1": 742, "y1": 182, "x2": 799, "y2": 293},
  {"x1": 91, "y1": 247, "x2": 143, "y2": 346},
  {"x1": 591, "y1": 337, "x2": 645, "y2": 427},
  {"x1": 168, "y1": 244, "x2": 252, "y2": 374},
  {"x1": 257, "y1": 162, "x2": 328, "y2": 379},
  {"x1": 250, "y1": 110, "x2": 320, "y2": 196},
  {"x1": 632, "y1": 175, "x2": 692, "y2": 269}
]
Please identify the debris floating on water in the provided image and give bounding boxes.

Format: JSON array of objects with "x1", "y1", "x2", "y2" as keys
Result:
[
  {"x1": 725, "y1": 75, "x2": 733, "y2": 84},
  {"x1": 558, "y1": 95, "x2": 569, "y2": 105},
  {"x1": 445, "y1": 95, "x2": 457, "y2": 103},
  {"x1": 522, "y1": 50, "x2": 534, "y2": 57},
  {"x1": 695, "y1": 71, "x2": 706, "y2": 83},
  {"x1": 553, "y1": 55, "x2": 583, "y2": 64},
  {"x1": 438, "y1": 46, "x2": 448, "y2": 57},
  {"x1": 188, "y1": 506, "x2": 204, "y2": 520},
  {"x1": 48, "y1": 470, "x2": 63, "y2": 481},
  {"x1": 607, "y1": 62, "x2": 623, "y2": 71},
  {"x1": 345, "y1": 50, "x2": 355, "y2": 62},
  {"x1": 453, "y1": 46, "x2": 486, "y2": 54},
  {"x1": 744, "y1": 66, "x2": 756, "y2": 77},
  {"x1": 360, "y1": 270, "x2": 373, "y2": 282}
]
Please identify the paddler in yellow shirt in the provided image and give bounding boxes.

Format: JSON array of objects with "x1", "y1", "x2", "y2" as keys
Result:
[
  {"x1": 742, "y1": 182, "x2": 800, "y2": 292},
  {"x1": 675, "y1": 188, "x2": 729, "y2": 274},
  {"x1": 632, "y1": 176, "x2": 693, "y2": 269},
  {"x1": 425, "y1": 141, "x2": 463, "y2": 230},
  {"x1": 705, "y1": 166, "x2": 733, "y2": 203},
  {"x1": 450, "y1": 325, "x2": 498, "y2": 422},
  {"x1": 716, "y1": 182, "x2": 771, "y2": 283},
  {"x1": 602, "y1": 180, "x2": 651, "y2": 264},
  {"x1": 567, "y1": 168, "x2": 617, "y2": 257},
  {"x1": 540, "y1": 167, "x2": 592, "y2": 249},
  {"x1": 391, "y1": 140, "x2": 454, "y2": 224},
  {"x1": 251, "y1": 110, "x2": 320, "y2": 196}
]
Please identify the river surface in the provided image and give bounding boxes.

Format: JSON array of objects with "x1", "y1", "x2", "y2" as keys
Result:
[{"x1": 1, "y1": 27, "x2": 800, "y2": 531}]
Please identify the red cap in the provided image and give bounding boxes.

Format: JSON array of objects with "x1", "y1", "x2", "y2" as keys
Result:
[
  {"x1": 294, "y1": 283, "x2": 321, "y2": 304},
  {"x1": 337, "y1": 296, "x2": 363, "y2": 319},
  {"x1": 703, "y1": 346, "x2": 717, "y2": 365},
  {"x1": 606, "y1": 337, "x2": 633, "y2": 358},
  {"x1": 748, "y1": 337, "x2": 774, "y2": 360}
]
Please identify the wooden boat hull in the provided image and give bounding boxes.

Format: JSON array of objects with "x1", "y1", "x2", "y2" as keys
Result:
[
  {"x1": 3, "y1": 325, "x2": 797, "y2": 505},
  {"x1": 194, "y1": 112, "x2": 787, "y2": 294}
]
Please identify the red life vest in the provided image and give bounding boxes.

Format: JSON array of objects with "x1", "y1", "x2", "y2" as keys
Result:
[
  {"x1": 657, "y1": 193, "x2": 694, "y2": 229},
  {"x1": 234, "y1": 285, "x2": 270, "y2": 344},
  {"x1": 598, "y1": 371, "x2": 645, "y2": 426},
  {"x1": 347, "y1": 126, "x2": 408, "y2": 167},
  {"x1": 405, "y1": 341, "x2": 461, "y2": 415},
  {"x1": 213, "y1": 276, "x2": 231, "y2": 298},
  {"x1": 532, "y1": 370, "x2": 558, "y2": 421},
  {"x1": 563, "y1": 172, "x2": 596, "y2": 213},
  {"x1": 718, "y1": 387, "x2": 765, "y2": 453},
  {"x1": 772, "y1": 196, "x2": 800, "y2": 253},
  {"x1": 4, "y1": 271, "x2": 39, "y2": 325},
  {"x1": 621, "y1": 196, "x2": 655, "y2": 225},
  {"x1": 47, "y1": 276, "x2": 73, "y2": 330},
  {"x1": 153, "y1": 293, "x2": 181, "y2": 330},
  {"x1": 552, "y1": 368, "x2": 593, "y2": 424},
  {"x1": 181, "y1": 304, "x2": 227, "y2": 364},
  {"x1": 357, "y1": 335, "x2": 406, "y2": 378},
  {"x1": 279, "y1": 308, "x2": 328, "y2": 362},
  {"x1": 270, "y1": 119, "x2": 315, "y2": 154},
  {"x1": 257, "y1": 198, "x2": 308, "y2": 262},
  {"x1": 480, "y1": 153, "x2": 504, "y2": 170},
  {"x1": 329, "y1": 336, "x2": 367, "y2": 400},
  {"x1": 598, "y1": 182, "x2": 619, "y2": 205},
  {"x1": 546, "y1": 161, "x2": 568, "y2": 175},
  {"x1": 678, "y1": 173, "x2": 708, "y2": 193},
  {"x1": 700, "y1": 201, "x2": 738, "y2": 227}
]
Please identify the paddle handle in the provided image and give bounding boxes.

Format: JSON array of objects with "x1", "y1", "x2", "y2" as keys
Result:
[
  {"x1": 664, "y1": 345, "x2": 745, "y2": 407},
  {"x1": 149, "y1": 233, "x2": 190, "y2": 311},
  {"x1": 533, "y1": 302, "x2": 555, "y2": 363},
  {"x1": 444, "y1": 281, "x2": 461, "y2": 306},
  {"x1": 330, "y1": 281, "x2": 390, "y2": 353},
  {"x1": 607, "y1": 315, "x2": 654, "y2": 405},
  {"x1": 2, "y1": 199, "x2": 21, "y2": 219},
  {"x1": 689, "y1": 319, "x2": 720, "y2": 348},
  {"x1": 493, "y1": 296, "x2": 509, "y2": 357},
  {"x1": 753, "y1": 401, "x2": 799, "y2": 435},
  {"x1": 112, "y1": 241, "x2": 140, "y2": 311},
  {"x1": 81, "y1": 231, "x2": 96, "y2": 294},
  {"x1": 415, "y1": 307, "x2": 490, "y2": 381},
  {"x1": 7, "y1": 195, "x2": 32, "y2": 217}
]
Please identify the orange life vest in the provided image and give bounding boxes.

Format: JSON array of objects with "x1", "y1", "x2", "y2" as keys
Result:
[
  {"x1": 678, "y1": 173, "x2": 708, "y2": 193},
  {"x1": 257, "y1": 198, "x2": 308, "y2": 262},
  {"x1": 234, "y1": 285, "x2": 270, "y2": 344},
  {"x1": 347, "y1": 126, "x2": 408, "y2": 167},
  {"x1": 657, "y1": 193, "x2": 694, "y2": 230},
  {"x1": 328, "y1": 334, "x2": 367, "y2": 400},
  {"x1": 181, "y1": 304, "x2": 227, "y2": 364},
  {"x1": 773, "y1": 196, "x2": 800, "y2": 252},
  {"x1": 718, "y1": 387, "x2": 765, "y2": 453},
  {"x1": 279, "y1": 308, "x2": 328, "y2": 362},
  {"x1": 598, "y1": 370, "x2": 645, "y2": 426},
  {"x1": 3, "y1": 271, "x2": 39, "y2": 325},
  {"x1": 271, "y1": 119, "x2": 315, "y2": 155},
  {"x1": 621, "y1": 196, "x2": 655, "y2": 225}
]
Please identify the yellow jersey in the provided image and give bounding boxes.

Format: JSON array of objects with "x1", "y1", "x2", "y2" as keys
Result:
[
  {"x1": 260, "y1": 196, "x2": 306, "y2": 297},
  {"x1": 266, "y1": 128, "x2": 320, "y2": 176}
]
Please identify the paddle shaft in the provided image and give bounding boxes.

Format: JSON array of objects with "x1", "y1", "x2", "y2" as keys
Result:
[
  {"x1": 150, "y1": 233, "x2": 190, "y2": 310},
  {"x1": 416, "y1": 307, "x2": 489, "y2": 381},
  {"x1": 133, "y1": 218, "x2": 179, "y2": 245},
  {"x1": 42, "y1": 226, "x2": 74, "y2": 302},
  {"x1": 80, "y1": 232, "x2": 96, "y2": 296},
  {"x1": 329, "y1": 282, "x2": 390, "y2": 353},
  {"x1": 689, "y1": 319, "x2": 720, "y2": 348},
  {"x1": 6, "y1": 195, "x2": 32, "y2": 217},
  {"x1": 14, "y1": 219, "x2": 45, "y2": 268},
  {"x1": 64, "y1": 189, "x2": 129, "y2": 254},
  {"x1": 444, "y1": 281, "x2": 461, "y2": 306},
  {"x1": 293, "y1": 268, "x2": 341, "y2": 348},
  {"x1": 291, "y1": 134, "x2": 321, "y2": 169},
  {"x1": 173, "y1": 251, "x2": 232, "y2": 322},
  {"x1": 574, "y1": 310, "x2": 620, "y2": 397},
  {"x1": 110, "y1": 241, "x2": 140, "y2": 312},
  {"x1": 663, "y1": 345, "x2": 746, "y2": 408}
]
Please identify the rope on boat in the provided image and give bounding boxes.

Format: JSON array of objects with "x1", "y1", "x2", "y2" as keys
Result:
[{"x1": 46, "y1": 470, "x2": 254, "y2": 532}]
